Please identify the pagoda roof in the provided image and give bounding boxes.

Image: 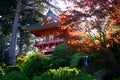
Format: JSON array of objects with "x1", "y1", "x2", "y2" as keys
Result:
[
  {"x1": 41, "y1": 10, "x2": 59, "y2": 24},
  {"x1": 25, "y1": 10, "x2": 60, "y2": 31}
]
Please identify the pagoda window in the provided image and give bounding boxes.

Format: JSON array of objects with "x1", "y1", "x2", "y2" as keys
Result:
[
  {"x1": 35, "y1": 37, "x2": 43, "y2": 42},
  {"x1": 43, "y1": 37, "x2": 46, "y2": 42},
  {"x1": 40, "y1": 38, "x2": 43, "y2": 42},
  {"x1": 54, "y1": 37, "x2": 59, "y2": 40},
  {"x1": 49, "y1": 35, "x2": 54, "y2": 41},
  {"x1": 57, "y1": 37, "x2": 59, "y2": 40},
  {"x1": 54, "y1": 36, "x2": 57, "y2": 40},
  {"x1": 46, "y1": 37, "x2": 49, "y2": 42}
]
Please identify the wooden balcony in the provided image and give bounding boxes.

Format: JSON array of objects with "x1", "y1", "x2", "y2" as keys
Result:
[
  {"x1": 35, "y1": 39, "x2": 64, "y2": 46},
  {"x1": 43, "y1": 48, "x2": 54, "y2": 52}
]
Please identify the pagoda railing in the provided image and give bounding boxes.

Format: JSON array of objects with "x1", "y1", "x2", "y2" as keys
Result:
[
  {"x1": 35, "y1": 38, "x2": 64, "y2": 46},
  {"x1": 40, "y1": 48, "x2": 54, "y2": 52}
]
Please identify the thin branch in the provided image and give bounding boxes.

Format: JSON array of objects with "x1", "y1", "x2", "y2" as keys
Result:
[{"x1": 27, "y1": 0, "x2": 62, "y2": 11}]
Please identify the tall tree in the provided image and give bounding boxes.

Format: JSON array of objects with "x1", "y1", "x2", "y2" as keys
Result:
[
  {"x1": 0, "y1": 0, "x2": 16, "y2": 65},
  {"x1": 9, "y1": 0, "x2": 22, "y2": 65}
]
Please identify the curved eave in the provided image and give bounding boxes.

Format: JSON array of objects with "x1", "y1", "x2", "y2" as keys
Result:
[{"x1": 27, "y1": 22, "x2": 60, "y2": 32}]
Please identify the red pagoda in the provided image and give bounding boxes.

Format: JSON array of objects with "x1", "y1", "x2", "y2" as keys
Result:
[{"x1": 26, "y1": 11, "x2": 64, "y2": 56}]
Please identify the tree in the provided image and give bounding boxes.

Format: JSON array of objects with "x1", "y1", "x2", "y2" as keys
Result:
[
  {"x1": 58, "y1": 0, "x2": 120, "y2": 64},
  {"x1": 0, "y1": 0, "x2": 16, "y2": 65},
  {"x1": 9, "y1": 0, "x2": 22, "y2": 65}
]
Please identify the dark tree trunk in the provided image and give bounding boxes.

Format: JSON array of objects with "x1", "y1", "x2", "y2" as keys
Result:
[
  {"x1": 9, "y1": 0, "x2": 22, "y2": 65},
  {"x1": 17, "y1": 43, "x2": 23, "y2": 56},
  {"x1": 1, "y1": 34, "x2": 5, "y2": 59}
]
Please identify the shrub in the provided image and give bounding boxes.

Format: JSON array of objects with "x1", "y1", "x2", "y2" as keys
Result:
[
  {"x1": 88, "y1": 53, "x2": 113, "y2": 70},
  {"x1": 88, "y1": 54, "x2": 98, "y2": 62},
  {"x1": 5, "y1": 66, "x2": 20, "y2": 74},
  {"x1": 33, "y1": 76, "x2": 41, "y2": 80},
  {"x1": 0, "y1": 66, "x2": 4, "y2": 76},
  {"x1": 21, "y1": 54, "x2": 51, "y2": 79},
  {"x1": 102, "y1": 64, "x2": 120, "y2": 80},
  {"x1": 40, "y1": 67, "x2": 80, "y2": 80},
  {"x1": 51, "y1": 56, "x2": 71, "y2": 69},
  {"x1": 114, "y1": 77, "x2": 120, "y2": 80},
  {"x1": 70, "y1": 53, "x2": 84, "y2": 69},
  {"x1": 39, "y1": 67, "x2": 95, "y2": 80},
  {"x1": 16, "y1": 55, "x2": 26, "y2": 68},
  {"x1": 70, "y1": 73, "x2": 95, "y2": 80},
  {"x1": 1, "y1": 71, "x2": 28, "y2": 80},
  {"x1": 52, "y1": 43, "x2": 68, "y2": 56}
]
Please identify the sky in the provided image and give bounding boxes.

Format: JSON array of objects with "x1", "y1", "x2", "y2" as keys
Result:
[
  {"x1": 51, "y1": 0, "x2": 69, "y2": 11},
  {"x1": 43, "y1": 0, "x2": 68, "y2": 15},
  {"x1": 57, "y1": 0, "x2": 68, "y2": 11}
]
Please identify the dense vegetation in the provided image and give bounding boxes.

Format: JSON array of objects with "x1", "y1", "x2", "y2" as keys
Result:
[
  {"x1": 0, "y1": 0, "x2": 120, "y2": 80},
  {"x1": 0, "y1": 50, "x2": 96, "y2": 80},
  {"x1": 0, "y1": 42, "x2": 120, "y2": 80}
]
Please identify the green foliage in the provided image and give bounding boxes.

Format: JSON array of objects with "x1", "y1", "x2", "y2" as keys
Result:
[
  {"x1": 16, "y1": 55, "x2": 26, "y2": 68},
  {"x1": 40, "y1": 67, "x2": 80, "y2": 80},
  {"x1": 18, "y1": 27, "x2": 36, "y2": 55},
  {"x1": 0, "y1": 51, "x2": 10, "y2": 65},
  {"x1": 89, "y1": 54, "x2": 99, "y2": 62},
  {"x1": 0, "y1": 63, "x2": 7, "y2": 69},
  {"x1": 5, "y1": 66, "x2": 20, "y2": 74},
  {"x1": 70, "y1": 53, "x2": 84, "y2": 69},
  {"x1": 0, "y1": 71, "x2": 28, "y2": 80},
  {"x1": 0, "y1": 66, "x2": 4, "y2": 76},
  {"x1": 89, "y1": 53, "x2": 113, "y2": 70},
  {"x1": 70, "y1": 73, "x2": 95, "y2": 80},
  {"x1": 21, "y1": 53, "x2": 51, "y2": 79},
  {"x1": 114, "y1": 77, "x2": 120, "y2": 80},
  {"x1": 52, "y1": 43, "x2": 68, "y2": 56},
  {"x1": 33, "y1": 76, "x2": 41, "y2": 80},
  {"x1": 51, "y1": 54, "x2": 71, "y2": 69},
  {"x1": 39, "y1": 67, "x2": 95, "y2": 80}
]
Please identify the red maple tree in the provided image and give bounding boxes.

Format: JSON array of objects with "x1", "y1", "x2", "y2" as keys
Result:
[{"x1": 58, "y1": 0, "x2": 120, "y2": 54}]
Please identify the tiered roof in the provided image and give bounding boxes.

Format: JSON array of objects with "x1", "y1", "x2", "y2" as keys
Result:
[{"x1": 25, "y1": 10, "x2": 60, "y2": 36}]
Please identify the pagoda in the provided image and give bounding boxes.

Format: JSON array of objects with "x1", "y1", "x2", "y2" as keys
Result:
[{"x1": 25, "y1": 11, "x2": 64, "y2": 56}]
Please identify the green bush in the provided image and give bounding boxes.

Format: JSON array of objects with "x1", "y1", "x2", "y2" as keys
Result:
[
  {"x1": 89, "y1": 53, "x2": 113, "y2": 70},
  {"x1": 0, "y1": 71, "x2": 28, "y2": 80},
  {"x1": 40, "y1": 67, "x2": 80, "y2": 80},
  {"x1": 88, "y1": 54, "x2": 98, "y2": 62},
  {"x1": 52, "y1": 43, "x2": 68, "y2": 56},
  {"x1": 51, "y1": 56, "x2": 71, "y2": 69},
  {"x1": 70, "y1": 53, "x2": 84, "y2": 69},
  {"x1": 16, "y1": 55, "x2": 26, "y2": 68},
  {"x1": 21, "y1": 54, "x2": 51, "y2": 79},
  {"x1": 70, "y1": 73, "x2": 95, "y2": 80},
  {"x1": 33, "y1": 76, "x2": 41, "y2": 80},
  {"x1": 5, "y1": 66, "x2": 20, "y2": 74},
  {"x1": 39, "y1": 67, "x2": 95, "y2": 80},
  {"x1": 0, "y1": 66, "x2": 4, "y2": 76},
  {"x1": 114, "y1": 77, "x2": 120, "y2": 80}
]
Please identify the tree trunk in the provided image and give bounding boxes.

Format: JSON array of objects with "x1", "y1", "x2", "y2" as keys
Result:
[
  {"x1": 9, "y1": 0, "x2": 22, "y2": 65},
  {"x1": 17, "y1": 43, "x2": 23, "y2": 56},
  {"x1": 1, "y1": 34, "x2": 5, "y2": 59}
]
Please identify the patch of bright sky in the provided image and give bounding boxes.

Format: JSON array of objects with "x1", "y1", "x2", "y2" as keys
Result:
[
  {"x1": 51, "y1": 0, "x2": 71, "y2": 11},
  {"x1": 56, "y1": 0, "x2": 69, "y2": 11},
  {"x1": 44, "y1": 0, "x2": 69, "y2": 14}
]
